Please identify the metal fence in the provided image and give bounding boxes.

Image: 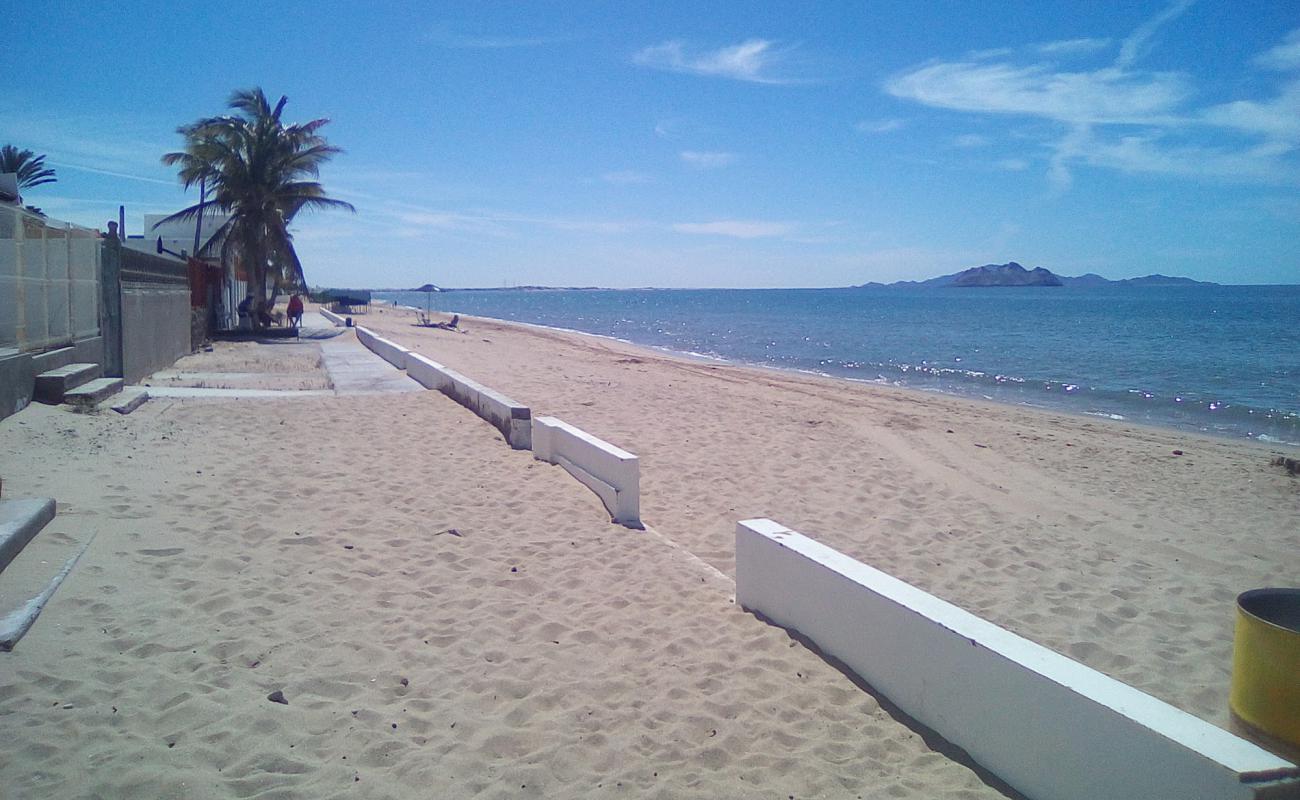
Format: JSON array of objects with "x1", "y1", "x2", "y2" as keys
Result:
[{"x1": 0, "y1": 205, "x2": 102, "y2": 355}]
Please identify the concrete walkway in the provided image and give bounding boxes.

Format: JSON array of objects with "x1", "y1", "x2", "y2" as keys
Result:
[
  {"x1": 320, "y1": 334, "x2": 423, "y2": 395},
  {"x1": 130, "y1": 312, "x2": 422, "y2": 399}
]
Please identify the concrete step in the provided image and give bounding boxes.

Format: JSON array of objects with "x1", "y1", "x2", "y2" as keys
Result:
[
  {"x1": 34, "y1": 362, "x2": 103, "y2": 403},
  {"x1": 110, "y1": 388, "x2": 150, "y2": 415},
  {"x1": 0, "y1": 498, "x2": 56, "y2": 575},
  {"x1": 64, "y1": 377, "x2": 124, "y2": 407},
  {"x1": 29, "y1": 346, "x2": 78, "y2": 374}
]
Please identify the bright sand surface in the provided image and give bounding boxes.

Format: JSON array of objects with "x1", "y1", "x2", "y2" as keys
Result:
[
  {"x1": 0, "y1": 305, "x2": 1295, "y2": 798},
  {"x1": 357, "y1": 304, "x2": 1298, "y2": 728},
  {"x1": 1, "y1": 329, "x2": 1015, "y2": 799}
]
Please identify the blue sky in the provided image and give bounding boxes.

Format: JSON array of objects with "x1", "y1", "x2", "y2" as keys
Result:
[{"x1": 6, "y1": 1, "x2": 1298, "y2": 287}]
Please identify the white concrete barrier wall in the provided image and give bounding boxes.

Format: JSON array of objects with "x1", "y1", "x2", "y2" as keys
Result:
[
  {"x1": 319, "y1": 308, "x2": 345, "y2": 326},
  {"x1": 532, "y1": 416, "x2": 640, "y2": 528},
  {"x1": 734, "y1": 519, "x2": 1300, "y2": 800},
  {"x1": 402, "y1": 352, "x2": 531, "y2": 450},
  {"x1": 354, "y1": 326, "x2": 410, "y2": 370}
]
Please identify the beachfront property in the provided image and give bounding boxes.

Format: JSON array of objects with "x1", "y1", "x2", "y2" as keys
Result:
[
  {"x1": 120, "y1": 211, "x2": 253, "y2": 332},
  {"x1": 4, "y1": 259, "x2": 1298, "y2": 795},
  {"x1": 0, "y1": 204, "x2": 194, "y2": 418},
  {"x1": 6, "y1": 4, "x2": 1300, "y2": 796}
]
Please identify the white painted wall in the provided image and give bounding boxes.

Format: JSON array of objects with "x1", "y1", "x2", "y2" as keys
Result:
[
  {"x1": 354, "y1": 326, "x2": 410, "y2": 370},
  {"x1": 388, "y1": 348, "x2": 531, "y2": 450},
  {"x1": 734, "y1": 519, "x2": 1300, "y2": 800},
  {"x1": 318, "y1": 308, "x2": 345, "y2": 326},
  {"x1": 404, "y1": 353, "x2": 450, "y2": 391},
  {"x1": 532, "y1": 416, "x2": 640, "y2": 528}
]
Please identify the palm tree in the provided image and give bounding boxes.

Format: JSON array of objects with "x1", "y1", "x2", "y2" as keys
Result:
[
  {"x1": 0, "y1": 145, "x2": 57, "y2": 191},
  {"x1": 160, "y1": 88, "x2": 354, "y2": 328}
]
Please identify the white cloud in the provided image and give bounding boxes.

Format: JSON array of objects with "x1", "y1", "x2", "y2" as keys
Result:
[
  {"x1": 855, "y1": 118, "x2": 905, "y2": 134},
  {"x1": 1255, "y1": 29, "x2": 1300, "y2": 71},
  {"x1": 680, "y1": 150, "x2": 737, "y2": 169},
  {"x1": 886, "y1": 62, "x2": 1190, "y2": 125},
  {"x1": 885, "y1": 3, "x2": 1300, "y2": 188},
  {"x1": 634, "y1": 39, "x2": 796, "y2": 84},
  {"x1": 1203, "y1": 81, "x2": 1300, "y2": 141},
  {"x1": 1034, "y1": 38, "x2": 1112, "y2": 56},
  {"x1": 1048, "y1": 126, "x2": 1299, "y2": 186},
  {"x1": 672, "y1": 220, "x2": 792, "y2": 238},
  {"x1": 47, "y1": 161, "x2": 178, "y2": 186},
  {"x1": 997, "y1": 158, "x2": 1030, "y2": 171},
  {"x1": 1081, "y1": 133, "x2": 1298, "y2": 183},
  {"x1": 953, "y1": 133, "x2": 990, "y2": 148},
  {"x1": 1114, "y1": 0, "x2": 1194, "y2": 69}
]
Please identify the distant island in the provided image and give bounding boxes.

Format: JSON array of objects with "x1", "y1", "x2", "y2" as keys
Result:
[
  {"x1": 368, "y1": 264, "x2": 1219, "y2": 294},
  {"x1": 858, "y1": 262, "x2": 1218, "y2": 288}
]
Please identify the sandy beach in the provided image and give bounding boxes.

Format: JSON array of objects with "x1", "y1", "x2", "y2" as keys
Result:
[
  {"x1": 0, "y1": 309, "x2": 1295, "y2": 798},
  {"x1": 357, "y1": 304, "x2": 1299, "y2": 728}
]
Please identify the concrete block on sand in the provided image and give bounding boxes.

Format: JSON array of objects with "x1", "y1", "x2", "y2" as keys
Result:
[{"x1": 0, "y1": 498, "x2": 56, "y2": 575}]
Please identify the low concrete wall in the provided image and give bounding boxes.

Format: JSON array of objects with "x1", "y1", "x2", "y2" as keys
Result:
[
  {"x1": 354, "y1": 326, "x2": 409, "y2": 370},
  {"x1": 734, "y1": 519, "x2": 1300, "y2": 800},
  {"x1": 403, "y1": 353, "x2": 531, "y2": 450},
  {"x1": 350, "y1": 327, "x2": 533, "y2": 452},
  {"x1": 319, "y1": 308, "x2": 346, "y2": 326},
  {"x1": 404, "y1": 353, "x2": 452, "y2": 392},
  {"x1": 532, "y1": 416, "x2": 640, "y2": 528}
]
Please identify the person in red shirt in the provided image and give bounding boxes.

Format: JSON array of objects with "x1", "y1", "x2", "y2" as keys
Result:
[{"x1": 287, "y1": 294, "x2": 304, "y2": 328}]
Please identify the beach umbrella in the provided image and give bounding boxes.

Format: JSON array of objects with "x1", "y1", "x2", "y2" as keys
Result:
[{"x1": 415, "y1": 283, "x2": 441, "y2": 317}]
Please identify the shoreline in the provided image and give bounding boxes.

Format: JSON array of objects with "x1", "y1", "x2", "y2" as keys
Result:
[
  {"x1": 2, "y1": 314, "x2": 1296, "y2": 795},
  {"x1": 376, "y1": 300, "x2": 1300, "y2": 455},
  {"x1": 358, "y1": 301, "x2": 1300, "y2": 730}
]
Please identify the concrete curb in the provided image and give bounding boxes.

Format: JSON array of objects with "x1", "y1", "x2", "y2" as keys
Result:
[
  {"x1": 0, "y1": 498, "x2": 56, "y2": 575},
  {"x1": 532, "y1": 416, "x2": 640, "y2": 528},
  {"x1": 735, "y1": 518, "x2": 1300, "y2": 800}
]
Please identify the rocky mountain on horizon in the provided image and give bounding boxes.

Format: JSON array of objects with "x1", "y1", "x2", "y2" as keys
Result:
[
  {"x1": 857, "y1": 263, "x2": 1217, "y2": 288},
  {"x1": 951, "y1": 262, "x2": 1062, "y2": 287}
]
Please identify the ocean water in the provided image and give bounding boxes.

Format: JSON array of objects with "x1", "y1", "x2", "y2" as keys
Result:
[{"x1": 376, "y1": 285, "x2": 1300, "y2": 446}]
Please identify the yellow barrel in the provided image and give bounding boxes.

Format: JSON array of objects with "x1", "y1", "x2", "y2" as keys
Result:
[{"x1": 1231, "y1": 588, "x2": 1300, "y2": 752}]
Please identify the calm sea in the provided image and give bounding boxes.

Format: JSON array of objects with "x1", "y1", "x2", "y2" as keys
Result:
[{"x1": 376, "y1": 285, "x2": 1300, "y2": 447}]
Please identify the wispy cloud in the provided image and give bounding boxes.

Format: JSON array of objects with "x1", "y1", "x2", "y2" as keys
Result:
[
  {"x1": 1034, "y1": 37, "x2": 1112, "y2": 56},
  {"x1": 887, "y1": 61, "x2": 1190, "y2": 125},
  {"x1": 952, "y1": 134, "x2": 990, "y2": 148},
  {"x1": 634, "y1": 39, "x2": 798, "y2": 84},
  {"x1": 1115, "y1": 0, "x2": 1193, "y2": 69},
  {"x1": 47, "y1": 161, "x2": 178, "y2": 186},
  {"x1": 5, "y1": 111, "x2": 178, "y2": 178},
  {"x1": 1255, "y1": 28, "x2": 1300, "y2": 71},
  {"x1": 855, "y1": 118, "x2": 905, "y2": 134},
  {"x1": 885, "y1": 2, "x2": 1300, "y2": 188},
  {"x1": 680, "y1": 150, "x2": 737, "y2": 169},
  {"x1": 1202, "y1": 81, "x2": 1300, "y2": 140},
  {"x1": 997, "y1": 158, "x2": 1030, "y2": 171},
  {"x1": 1063, "y1": 131, "x2": 1299, "y2": 184},
  {"x1": 672, "y1": 220, "x2": 792, "y2": 238}
]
